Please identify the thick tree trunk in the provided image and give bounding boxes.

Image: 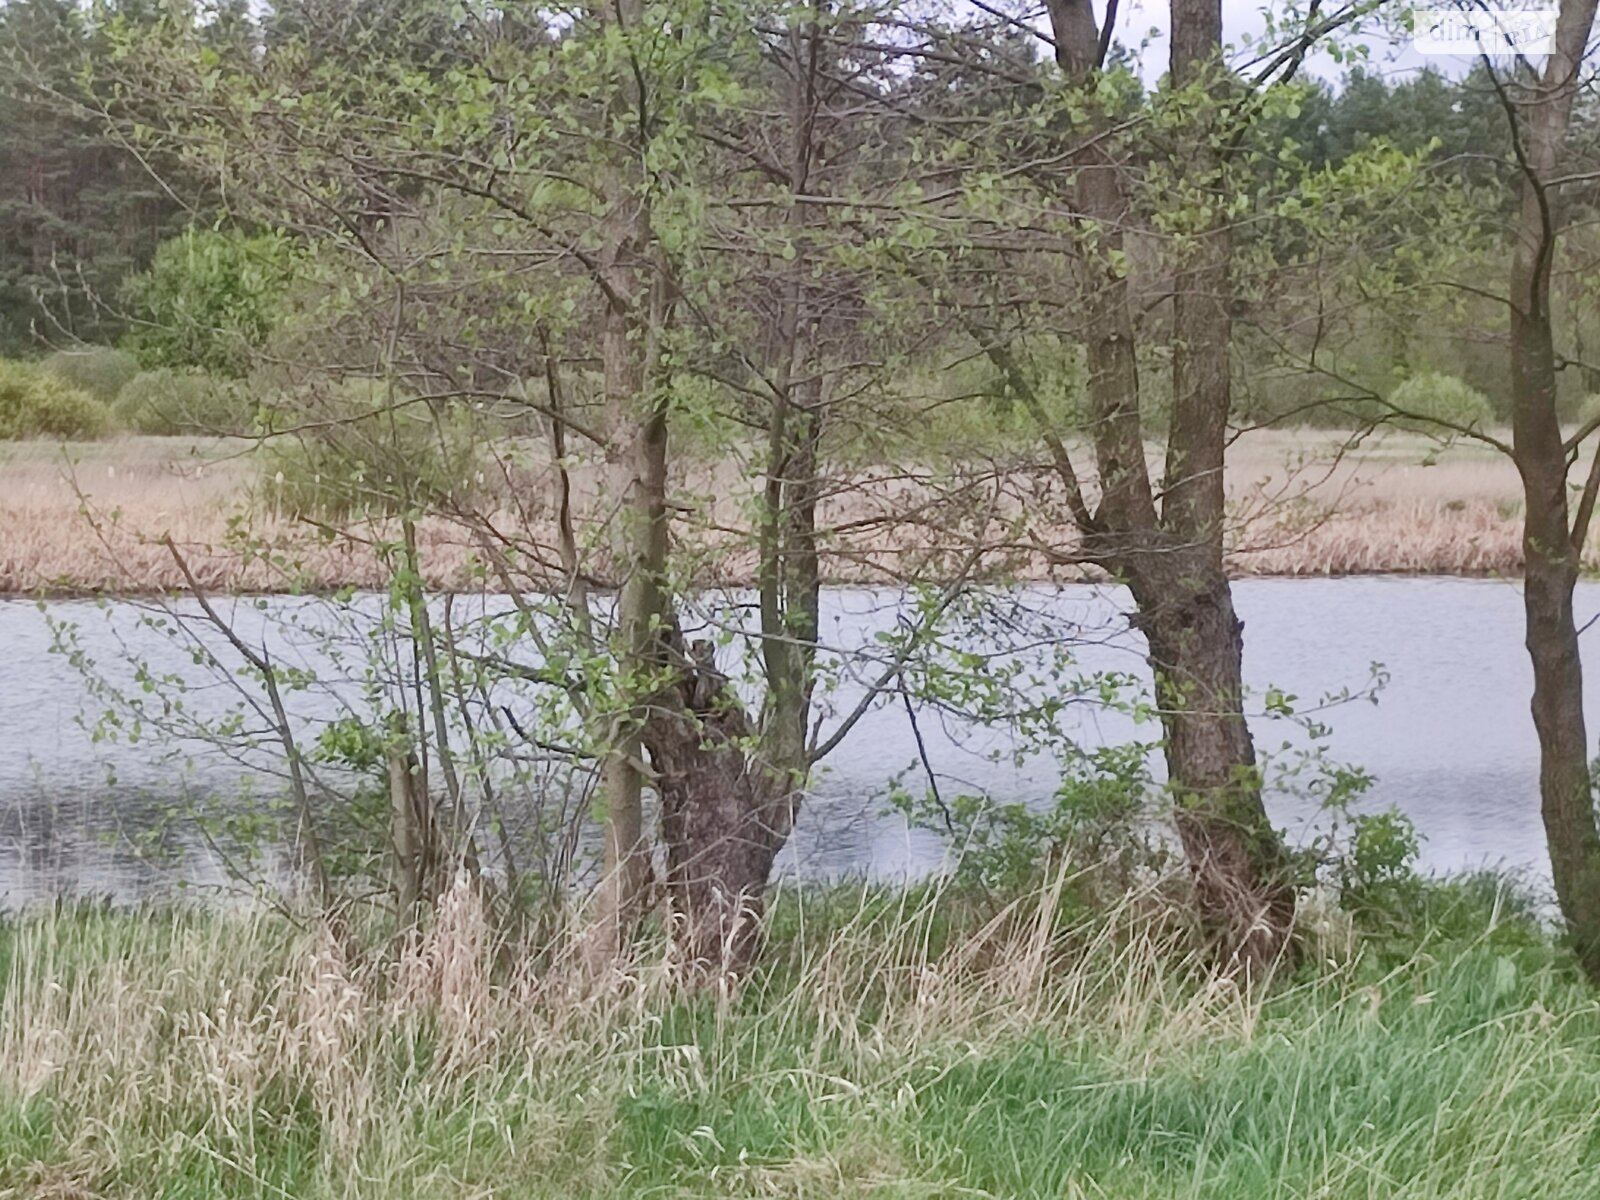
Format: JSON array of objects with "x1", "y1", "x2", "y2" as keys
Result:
[
  {"x1": 1521, "y1": 530, "x2": 1600, "y2": 978},
  {"x1": 1127, "y1": 561, "x2": 1294, "y2": 968},
  {"x1": 1505, "y1": 0, "x2": 1600, "y2": 983},
  {"x1": 648, "y1": 392, "x2": 819, "y2": 983},
  {"x1": 637, "y1": 10, "x2": 827, "y2": 984},
  {"x1": 1513, "y1": 217, "x2": 1600, "y2": 980},
  {"x1": 1155, "y1": 0, "x2": 1290, "y2": 968},
  {"x1": 642, "y1": 635, "x2": 795, "y2": 981}
]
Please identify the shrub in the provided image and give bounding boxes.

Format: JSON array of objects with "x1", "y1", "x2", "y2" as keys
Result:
[
  {"x1": 1578, "y1": 393, "x2": 1600, "y2": 428},
  {"x1": 891, "y1": 741, "x2": 1159, "y2": 898},
  {"x1": 113, "y1": 368, "x2": 256, "y2": 436},
  {"x1": 1334, "y1": 807, "x2": 1423, "y2": 920},
  {"x1": 42, "y1": 346, "x2": 140, "y2": 403},
  {"x1": 259, "y1": 379, "x2": 485, "y2": 519},
  {"x1": 120, "y1": 228, "x2": 297, "y2": 377},
  {"x1": 832, "y1": 338, "x2": 1087, "y2": 466},
  {"x1": 1387, "y1": 372, "x2": 1495, "y2": 432},
  {"x1": 0, "y1": 359, "x2": 111, "y2": 439}
]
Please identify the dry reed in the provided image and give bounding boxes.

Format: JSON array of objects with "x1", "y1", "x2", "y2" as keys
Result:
[{"x1": 0, "y1": 430, "x2": 1572, "y2": 595}]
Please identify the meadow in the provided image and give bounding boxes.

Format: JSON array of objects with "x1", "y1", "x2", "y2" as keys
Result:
[{"x1": 1, "y1": 874, "x2": 1597, "y2": 1199}]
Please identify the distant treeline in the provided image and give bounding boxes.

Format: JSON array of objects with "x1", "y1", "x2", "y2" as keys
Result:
[{"x1": 0, "y1": 0, "x2": 1579, "y2": 415}]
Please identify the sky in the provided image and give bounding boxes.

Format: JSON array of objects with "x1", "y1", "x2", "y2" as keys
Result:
[{"x1": 1095, "y1": 0, "x2": 1535, "y2": 86}]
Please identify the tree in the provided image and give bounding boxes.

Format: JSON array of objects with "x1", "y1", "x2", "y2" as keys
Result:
[
  {"x1": 922, "y1": 0, "x2": 1308, "y2": 970},
  {"x1": 119, "y1": 227, "x2": 297, "y2": 376},
  {"x1": 89, "y1": 0, "x2": 987, "y2": 983},
  {"x1": 0, "y1": 0, "x2": 193, "y2": 350},
  {"x1": 1495, "y1": 0, "x2": 1600, "y2": 981}
]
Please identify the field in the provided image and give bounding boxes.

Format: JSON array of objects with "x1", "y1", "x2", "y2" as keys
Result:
[
  {"x1": 0, "y1": 428, "x2": 1549, "y2": 594},
  {"x1": 2, "y1": 876, "x2": 1598, "y2": 1198}
]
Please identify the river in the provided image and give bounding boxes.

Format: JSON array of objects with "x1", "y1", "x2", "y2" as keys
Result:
[{"x1": 0, "y1": 576, "x2": 1584, "y2": 905}]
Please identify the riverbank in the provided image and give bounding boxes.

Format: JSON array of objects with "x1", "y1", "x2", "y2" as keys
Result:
[
  {"x1": 2, "y1": 876, "x2": 1597, "y2": 1198},
  {"x1": 0, "y1": 430, "x2": 1555, "y2": 595}
]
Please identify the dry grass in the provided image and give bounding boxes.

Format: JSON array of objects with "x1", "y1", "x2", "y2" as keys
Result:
[
  {"x1": 1223, "y1": 429, "x2": 1531, "y2": 575},
  {"x1": 0, "y1": 878, "x2": 1227, "y2": 1196},
  {"x1": 0, "y1": 429, "x2": 1562, "y2": 595},
  {"x1": 2, "y1": 875, "x2": 1599, "y2": 1197}
]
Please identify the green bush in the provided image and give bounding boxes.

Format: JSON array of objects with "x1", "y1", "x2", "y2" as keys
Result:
[
  {"x1": 259, "y1": 379, "x2": 485, "y2": 519},
  {"x1": 42, "y1": 346, "x2": 140, "y2": 403},
  {"x1": 1387, "y1": 371, "x2": 1495, "y2": 432},
  {"x1": 0, "y1": 359, "x2": 111, "y2": 439},
  {"x1": 1334, "y1": 807, "x2": 1423, "y2": 924},
  {"x1": 113, "y1": 368, "x2": 256, "y2": 436},
  {"x1": 831, "y1": 338, "x2": 1087, "y2": 466},
  {"x1": 891, "y1": 741, "x2": 1158, "y2": 899},
  {"x1": 1578, "y1": 393, "x2": 1600, "y2": 427},
  {"x1": 120, "y1": 228, "x2": 297, "y2": 377}
]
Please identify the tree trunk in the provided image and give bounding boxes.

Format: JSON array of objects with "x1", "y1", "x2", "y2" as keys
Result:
[
  {"x1": 1512, "y1": 183, "x2": 1600, "y2": 975},
  {"x1": 388, "y1": 714, "x2": 439, "y2": 922},
  {"x1": 1128, "y1": 561, "x2": 1294, "y2": 968},
  {"x1": 1163, "y1": 0, "x2": 1231, "y2": 565},
  {"x1": 584, "y1": 282, "x2": 668, "y2": 967},
  {"x1": 1040, "y1": 0, "x2": 1292, "y2": 971},
  {"x1": 581, "y1": 0, "x2": 670, "y2": 970},
  {"x1": 1521, "y1": 525, "x2": 1600, "y2": 978},
  {"x1": 639, "y1": 9, "x2": 827, "y2": 983},
  {"x1": 642, "y1": 634, "x2": 795, "y2": 981},
  {"x1": 1504, "y1": 0, "x2": 1600, "y2": 982},
  {"x1": 1157, "y1": 0, "x2": 1291, "y2": 969}
]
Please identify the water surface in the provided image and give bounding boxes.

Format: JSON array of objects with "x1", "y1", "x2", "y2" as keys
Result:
[{"x1": 0, "y1": 577, "x2": 1582, "y2": 904}]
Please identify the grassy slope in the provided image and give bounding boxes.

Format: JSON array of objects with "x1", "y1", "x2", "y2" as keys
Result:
[{"x1": 1, "y1": 879, "x2": 1598, "y2": 1198}]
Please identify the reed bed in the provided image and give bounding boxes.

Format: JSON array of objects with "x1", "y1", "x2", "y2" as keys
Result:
[
  {"x1": 1, "y1": 875, "x2": 1599, "y2": 1197},
  {"x1": 0, "y1": 431, "x2": 1569, "y2": 594}
]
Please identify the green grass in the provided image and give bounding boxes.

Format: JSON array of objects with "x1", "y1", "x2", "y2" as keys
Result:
[{"x1": 1, "y1": 878, "x2": 1598, "y2": 1198}]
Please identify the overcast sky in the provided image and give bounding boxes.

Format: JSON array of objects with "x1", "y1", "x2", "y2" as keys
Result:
[{"x1": 1095, "y1": 0, "x2": 1511, "y2": 86}]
